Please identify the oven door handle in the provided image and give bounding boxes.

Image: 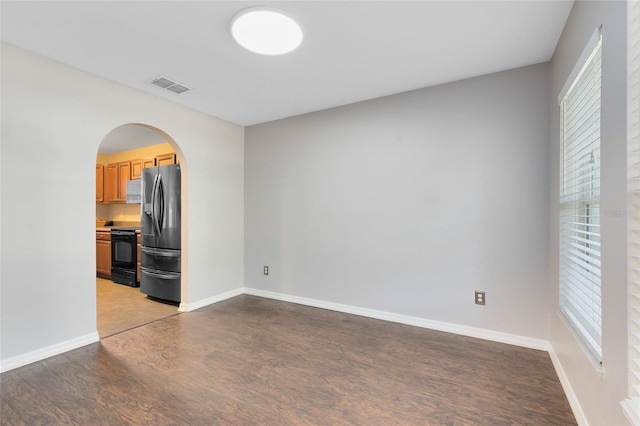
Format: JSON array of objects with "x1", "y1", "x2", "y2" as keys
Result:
[{"x1": 111, "y1": 231, "x2": 136, "y2": 237}]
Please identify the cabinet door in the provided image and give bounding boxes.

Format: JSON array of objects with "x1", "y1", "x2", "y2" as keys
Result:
[
  {"x1": 96, "y1": 164, "x2": 104, "y2": 202},
  {"x1": 104, "y1": 163, "x2": 118, "y2": 203},
  {"x1": 131, "y1": 158, "x2": 156, "y2": 180},
  {"x1": 104, "y1": 162, "x2": 131, "y2": 202},
  {"x1": 131, "y1": 159, "x2": 143, "y2": 180},
  {"x1": 96, "y1": 238, "x2": 111, "y2": 279},
  {"x1": 142, "y1": 157, "x2": 156, "y2": 169},
  {"x1": 118, "y1": 161, "x2": 131, "y2": 201},
  {"x1": 156, "y1": 153, "x2": 176, "y2": 167}
]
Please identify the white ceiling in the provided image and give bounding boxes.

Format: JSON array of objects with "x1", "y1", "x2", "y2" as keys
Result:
[{"x1": 1, "y1": 1, "x2": 573, "y2": 150}]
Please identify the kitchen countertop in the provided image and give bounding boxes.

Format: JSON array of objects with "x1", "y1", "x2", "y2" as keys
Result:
[
  {"x1": 96, "y1": 221, "x2": 141, "y2": 232},
  {"x1": 96, "y1": 226, "x2": 141, "y2": 232}
]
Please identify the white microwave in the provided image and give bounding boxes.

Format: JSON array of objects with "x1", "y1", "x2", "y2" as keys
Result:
[{"x1": 126, "y1": 179, "x2": 141, "y2": 204}]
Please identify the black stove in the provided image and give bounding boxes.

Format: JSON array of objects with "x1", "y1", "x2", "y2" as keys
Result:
[{"x1": 111, "y1": 228, "x2": 138, "y2": 287}]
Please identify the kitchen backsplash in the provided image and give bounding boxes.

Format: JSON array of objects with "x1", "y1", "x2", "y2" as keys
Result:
[{"x1": 96, "y1": 203, "x2": 141, "y2": 222}]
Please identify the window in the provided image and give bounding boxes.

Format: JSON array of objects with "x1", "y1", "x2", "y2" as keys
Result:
[
  {"x1": 558, "y1": 27, "x2": 602, "y2": 365},
  {"x1": 623, "y1": 1, "x2": 640, "y2": 423}
]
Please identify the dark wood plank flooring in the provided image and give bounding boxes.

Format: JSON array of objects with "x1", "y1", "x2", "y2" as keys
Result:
[{"x1": 1, "y1": 295, "x2": 576, "y2": 425}]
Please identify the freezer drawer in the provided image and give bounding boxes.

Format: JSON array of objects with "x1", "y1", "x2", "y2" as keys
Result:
[
  {"x1": 141, "y1": 246, "x2": 180, "y2": 273},
  {"x1": 140, "y1": 267, "x2": 181, "y2": 303}
]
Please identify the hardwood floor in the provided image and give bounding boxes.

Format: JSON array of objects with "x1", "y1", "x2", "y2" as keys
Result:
[
  {"x1": 1, "y1": 295, "x2": 576, "y2": 425},
  {"x1": 97, "y1": 278, "x2": 179, "y2": 338}
]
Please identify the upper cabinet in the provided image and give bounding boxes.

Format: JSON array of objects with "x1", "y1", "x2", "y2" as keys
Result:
[
  {"x1": 96, "y1": 164, "x2": 104, "y2": 202},
  {"x1": 131, "y1": 157, "x2": 157, "y2": 180},
  {"x1": 156, "y1": 153, "x2": 176, "y2": 167},
  {"x1": 103, "y1": 161, "x2": 130, "y2": 203},
  {"x1": 118, "y1": 162, "x2": 131, "y2": 201},
  {"x1": 131, "y1": 159, "x2": 142, "y2": 180},
  {"x1": 104, "y1": 163, "x2": 118, "y2": 203},
  {"x1": 97, "y1": 148, "x2": 176, "y2": 202},
  {"x1": 130, "y1": 153, "x2": 173, "y2": 179}
]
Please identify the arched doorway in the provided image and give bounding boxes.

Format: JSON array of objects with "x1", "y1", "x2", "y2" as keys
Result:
[{"x1": 95, "y1": 123, "x2": 187, "y2": 338}]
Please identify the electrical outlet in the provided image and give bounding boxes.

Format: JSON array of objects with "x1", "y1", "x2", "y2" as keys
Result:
[
  {"x1": 263, "y1": 266, "x2": 269, "y2": 276},
  {"x1": 475, "y1": 291, "x2": 485, "y2": 305}
]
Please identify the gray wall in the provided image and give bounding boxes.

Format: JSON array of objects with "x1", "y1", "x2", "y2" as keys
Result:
[
  {"x1": 548, "y1": 1, "x2": 628, "y2": 424},
  {"x1": 245, "y1": 63, "x2": 551, "y2": 339},
  {"x1": 1, "y1": 44, "x2": 244, "y2": 365}
]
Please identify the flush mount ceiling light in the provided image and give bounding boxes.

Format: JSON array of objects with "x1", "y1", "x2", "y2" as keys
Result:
[{"x1": 231, "y1": 7, "x2": 303, "y2": 55}]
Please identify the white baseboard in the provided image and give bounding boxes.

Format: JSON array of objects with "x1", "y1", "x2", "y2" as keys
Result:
[
  {"x1": 0, "y1": 332, "x2": 99, "y2": 373},
  {"x1": 548, "y1": 347, "x2": 588, "y2": 426},
  {"x1": 0, "y1": 287, "x2": 244, "y2": 372},
  {"x1": 180, "y1": 287, "x2": 244, "y2": 312},
  {"x1": 0, "y1": 287, "x2": 555, "y2": 398},
  {"x1": 243, "y1": 287, "x2": 550, "y2": 351}
]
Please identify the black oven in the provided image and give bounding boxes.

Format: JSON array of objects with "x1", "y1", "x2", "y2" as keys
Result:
[{"x1": 111, "y1": 229, "x2": 138, "y2": 287}]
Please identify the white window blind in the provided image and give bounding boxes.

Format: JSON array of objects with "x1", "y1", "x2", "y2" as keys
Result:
[
  {"x1": 558, "y1": 28, "x2": 602, "y2": 365},
  {"x1": 623, "y1": 1, "x2": 640, "y2": 424}
]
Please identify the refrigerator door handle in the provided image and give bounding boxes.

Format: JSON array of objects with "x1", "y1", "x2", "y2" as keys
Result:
[
  {"x1": 150, "y1": 173, "x2": 160, "y2": 238},
  {"x1": 141, "y1": 247, "x2": 180, "y2": 257},
  {"x1": 151, "y1": 174, "x2": 160, "y2": 238},
  {"x1": 157, "y1": 173, "x2": 165, "y2": 235},
  {"x1": 141, "y1": 267, "x2": 180, "y2": 280}
]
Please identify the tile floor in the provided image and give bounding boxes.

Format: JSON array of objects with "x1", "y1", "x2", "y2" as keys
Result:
[{"x1": 96, "y1": 277, "x2": 178, "y2": 338}]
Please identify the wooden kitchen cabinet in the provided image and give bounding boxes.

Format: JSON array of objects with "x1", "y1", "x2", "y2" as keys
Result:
[
  {"x1": 104, "y1": 163, "x2": 118, "y2": 203},
  {"x1": 103, "y1": 161, "x2": 131, "y2": 203},
  {"x1": 96, "y1": 231, "x2": 111, "y2": 279},
  {"x1": 131, "y1": 157, "x2": 157, "y2": 180},
  {"x1": 98, "y1": 151, "x2": 174, "y2": 202},
  {"x1": 131, "y1": 159, "x2": 142, "y2": 180},
  {"x1": 118, "y1": 162, "x2": 131, "y2": 200},
  {"x1": 143, "y1": 157, "x2": 156, "y2": 169},
  {"x1": 96, "y1": 164, "x2": 104, "y2": 202},
  {"x1": 156, "y1": 153, "x2": 176, "y2": 167}
]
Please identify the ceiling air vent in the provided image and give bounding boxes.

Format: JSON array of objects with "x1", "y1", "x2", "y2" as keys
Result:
[{"x1": 150, "y1": 75, "x2": 192, "y2": 94}]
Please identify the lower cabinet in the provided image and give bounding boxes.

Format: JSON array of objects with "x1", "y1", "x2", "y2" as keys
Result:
[{"x1": 96, "y1": 231, "x2": 111, "y2": 279}]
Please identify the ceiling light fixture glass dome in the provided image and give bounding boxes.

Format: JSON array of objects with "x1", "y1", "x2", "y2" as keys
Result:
[{"x1": 231, "y1": 7, "x2": 303, "y2": 55}]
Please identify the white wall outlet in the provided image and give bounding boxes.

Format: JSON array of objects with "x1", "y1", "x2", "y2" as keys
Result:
[
  {"x1": 475, "y1": 291, "x2": 485, "y2": 305},
  {"x1": 263, "y1": 266, "x2": 269, "y2": 276}
]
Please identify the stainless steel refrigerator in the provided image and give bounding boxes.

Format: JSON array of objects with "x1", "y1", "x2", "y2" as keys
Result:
[{"x1": 140, "y1": 164, "x2": 181, "y2": 303}]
